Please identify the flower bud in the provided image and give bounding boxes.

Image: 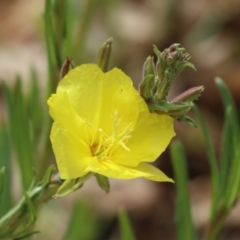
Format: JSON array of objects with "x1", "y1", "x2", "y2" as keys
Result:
[
  {"x1": 139, "y1": 75, "x2": 155, "y2": 100},
  {"x1": 142, "y1": 56, "x2": 155, "y2": 78},
  {"x1": 152, "y1": 44, "x2": 196, "y2": 101},
  {"x1": 96, "y1": 37, "x2": 113, "y2": 72},
  {"x1": 153, "y1": 45, "x2": 164, "y2": 80},
  {"x1": 139, "y1": 56, "x2": 156, "y2": 99},
  {"x1": 171, "y1": 86, "x2": 204, "y2": 103},
  {"x1": 140, "y1": 44, "x2": 203, "y2": 127},
  {"x1": 60, "y1": 57, "x2": 74, "y2": 79}
]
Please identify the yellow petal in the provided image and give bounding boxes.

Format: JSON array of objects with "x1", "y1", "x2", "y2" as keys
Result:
[
  {"x1": 57, "y1": 64, "x2": 102, "y2": 128},
  {"x1": 50, "y1": 121, "x2": 92, "y2": 179},
  {"x1": 112, "y1": 112, "x2": 175, "y2": 167},
  {"x1": 56, "y1": 64, "x2": 140, "y2": 135},
  {"x1": 88, "y1": 160, "x2": 173, "y2": 182},
  {"x1": 134, "y1": 90, "x2": 149, "y2": 113},
  {"x1": 48, "y1": 91, "x2": 92, "y2": 145},
  {"x1": 99, "y1": 67, "x2": 139, "y2": 134}
]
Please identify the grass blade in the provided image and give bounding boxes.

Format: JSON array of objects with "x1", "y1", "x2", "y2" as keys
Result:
[
  {"x1": 170, "y1": 141, "x2": 197, "y2": 240},
  {"x1": 63, "y1": 202, "x2": 99, "y2": 240},
  {"x1": 215, "y1": 78, "x2": 240, "y2": 209},
  {"x1": 193, "y1": 106, "x2": 220, "y2": 218},
  {"x1": 3, "y1": 80, "x2": 34, "y2": 191},
  {"x1": 118, "y1": 208, "x2": 136, "y2": 240},
  {"x1": 0, "y1": 126, "x2": 12, "y2": 216},
  {"x1": 218, "y1": 106, "x2": 233, "y2": 199}
]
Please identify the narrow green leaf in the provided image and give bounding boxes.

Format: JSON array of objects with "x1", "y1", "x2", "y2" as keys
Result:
[
  {"x1": 224, "y1": 147, "x2": 240, "y2": 209},
  {"x1": 0, "y1": 126, "x2": 12, "y2": 216},
  {"x1": 170, "y1": 141, "x2": 197, "y2": 240},
  {"x1": 44, "y1": 0, "x2": 57, "y2": 72},
  {"x1": 44, "y1": 0, "x2": 60, "y2": 95},
  {"x1": 53, "y1": 0, "x2": 67, "y2": 64},
  {"x1": 215, "y1": 77, "x2": 239, "y2": 150},
  {"x1": 3, "y1": 80, "x2": 34, "y2": 191},
  {"x1": 63, "y1": 0, "x2": 75, "y2": 57},
  {"x1": 215, "y1": 77, "x2": 240, "y2": 209},
  {"x1": 218, "y1": 106, "x2": 233, "y2": 199},
  {"x1": 28, "y1": 68, "x2": 42, "y2": 139},
  {"x1": 14, "y1": 78, "x2": 34, "y2": 189},
  {"x1": 118, "y1": 208, "x2": 136, "y2": 240},
  {"x1": 0, "y1": 168, "x2": 5, "y2": 204},
  {"x1": 37, "y1": 165, "x2": 55, "y2": 187},
  {"x1": 23, "y1": 193, "x2": 37, "y2": 229},
  {"x1": 194, "y1": 106, "x2": 220, "y2": 218},
  {"x1": 95, "y1": 174, "x2": 110, "y2": 193}
]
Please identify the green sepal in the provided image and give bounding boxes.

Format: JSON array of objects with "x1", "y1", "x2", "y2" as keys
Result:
[
  {"x1": 95, "y1": 174, "x2": 110, "y2": 193},
  {"x1": 54, "y1": 172, "x2": 93, "y2": 198},
  {"x1": 54, "y1": 179, "x2": 83, "y2": 198},
  {"x1": 176, "y1": 115, "x2": 197, "y2": 128},
  {"x1": 148, "y1": 101, "x2": 193, "y2": 116}
]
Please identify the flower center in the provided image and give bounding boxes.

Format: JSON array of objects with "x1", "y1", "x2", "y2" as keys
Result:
[{"x1": 89, "y1": 111, "x2": 133, "y2": 160}]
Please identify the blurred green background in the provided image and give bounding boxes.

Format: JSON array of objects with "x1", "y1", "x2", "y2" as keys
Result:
[{"x1": 1, "y1": 0, "x2": 240, "y2": 239}]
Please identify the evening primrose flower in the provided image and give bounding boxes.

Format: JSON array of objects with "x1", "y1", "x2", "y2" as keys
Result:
[{"x1": 48, "y1": 64, "x2": 175, "y2": 182}]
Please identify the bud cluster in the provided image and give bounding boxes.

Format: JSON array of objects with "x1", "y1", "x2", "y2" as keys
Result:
[{"x1": 139, "y1": 44, "x2": 204, "y2": 127}]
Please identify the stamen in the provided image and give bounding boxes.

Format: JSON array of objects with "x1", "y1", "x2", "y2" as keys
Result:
[
  {"x1": 118, "y1": 141, "x2": 130, "y2": 151},
  {"x1": 89, "y1": 110, "x2": 133, "y2": 160},
  {"x1": 118, "y1": 122, "x2": 133, "y2": 139},
  {"x1": 95, "y1": 129, "x2": 104, "y2": 155}
]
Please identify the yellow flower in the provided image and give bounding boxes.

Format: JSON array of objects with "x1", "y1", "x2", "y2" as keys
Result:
[{"x1": 48, "y1": 64, "x2": 175, "y2": 182}]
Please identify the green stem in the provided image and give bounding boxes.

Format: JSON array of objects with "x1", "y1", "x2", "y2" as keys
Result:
[
  {"x1": 0, "y1": 167, "x2": 94, "y2": 238},
  {"x1": 201, "y1": 208, "x2": 228, "y2": 240},
  {"x1": 0, "y1": 180, "x2": 60, "y2": 238}
]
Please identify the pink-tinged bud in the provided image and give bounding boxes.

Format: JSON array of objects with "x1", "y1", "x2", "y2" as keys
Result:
[{"x1": 171, "y1": 86, "x2": 204, "y2": 103}]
